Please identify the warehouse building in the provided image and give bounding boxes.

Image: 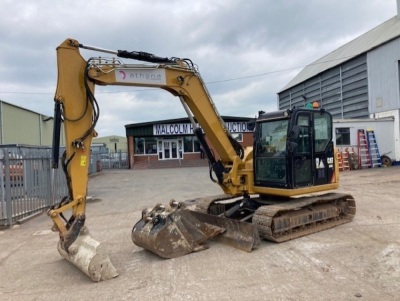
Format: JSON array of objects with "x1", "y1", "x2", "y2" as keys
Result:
[
  {"x1": 92, "y1": 135, "x2": 128, "y2": 153},
  {"x1": 0, "y1": 100, "x2": 64, "y2": 146},
  {"x1": 125, "y1": 116, "x2": 253, "y2": 169},
  {"x1": 278, "y1": 10, "x2": 400, "y2": 163}
]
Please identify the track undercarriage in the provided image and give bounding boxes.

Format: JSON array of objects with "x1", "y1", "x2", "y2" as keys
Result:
[{"x1": 192, "y1": 192, "x2": 356, "y2": 243}]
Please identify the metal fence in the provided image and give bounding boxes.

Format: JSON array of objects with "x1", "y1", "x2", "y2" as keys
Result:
[
  {"x1": 0, "y1": 146, "x2": 66, "y2": 226},
  {"x1": 0, "y1": 145, "x2": 128, "y2": 227},
  {"x1": 92, "y1": 151, "x2": 129, "y2": 171}
]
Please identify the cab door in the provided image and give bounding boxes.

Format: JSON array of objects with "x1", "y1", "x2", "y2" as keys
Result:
[
  {"x1": 290, "y1": 112, "x2": 313, "y2": 187},
  {"x1": 313, "y1": 111, "x2": 335, "y2": 185}
]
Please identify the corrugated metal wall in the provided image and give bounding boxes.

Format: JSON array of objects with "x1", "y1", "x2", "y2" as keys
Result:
[
  {"x1": 367, "y1": 38, "x2": 400, "y2": 113},
  {"x1": 279, "y1": 54, "x2": 369, "y2": 119}
]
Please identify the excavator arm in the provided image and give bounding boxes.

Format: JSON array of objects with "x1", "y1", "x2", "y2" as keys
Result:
[{"x1": 48, "y1": 39, "x2": 257, "y2": 281}]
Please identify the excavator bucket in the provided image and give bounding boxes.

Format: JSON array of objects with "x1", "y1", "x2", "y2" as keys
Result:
[
  {"x1": 57, "y1": 226, "x2": 118, "y2": 282},
  {"x1": 132, "y1": 202, "x2": 225, "y2": 258},
  {"x1": 132, "y1": 201, "x2": 260, "y2": 258},
  {"x1": 190, "y1": 210, "x2": 261, "y2": 252}
]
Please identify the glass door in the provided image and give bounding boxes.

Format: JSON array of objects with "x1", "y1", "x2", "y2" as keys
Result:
[
  {"x1": 164, "y1": 141, "x2": 171, "y2": 159},
  {"x1": 171, "y1": 141, "x2": 178, "y2": 159},
  {"x1": 157, "y1": 139, "x2": 183, "y2": 160}
]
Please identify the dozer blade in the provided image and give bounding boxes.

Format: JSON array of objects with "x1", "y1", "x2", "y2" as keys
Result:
[
  {"x1": 57, "y1": 226, "x2": 118, "y2": 282},
  {"x1": 132, "y1": 203, "x2": 225, "y2": 259},
  {"x1": 190, "y1": 210, "x2": 261, "y2": 252}
]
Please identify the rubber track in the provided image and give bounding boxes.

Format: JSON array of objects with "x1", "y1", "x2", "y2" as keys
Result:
[
  {"x1": 252, "y1": 192, "x2": 356, "y2": 242},
  {"x1": 192, "y1": 192, "x2": 356, "y2": 243},
  {"x1": 192, "y1": 194, "x2": 236, "y2": 214}
]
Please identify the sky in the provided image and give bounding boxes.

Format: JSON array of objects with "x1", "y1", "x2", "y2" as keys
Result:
[{"x1": 0, "y1": 0, "x2": 397, "y2": 137}]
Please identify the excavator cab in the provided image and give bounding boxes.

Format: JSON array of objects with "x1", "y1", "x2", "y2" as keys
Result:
[
  {"x1": 253, "y1": 107, "x2": 335, "y2": 190},
  {"x1": 199, "y1": 106, "x2": 355, "y2": 244}
]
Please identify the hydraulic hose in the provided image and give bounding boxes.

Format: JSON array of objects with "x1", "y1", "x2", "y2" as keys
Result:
[{"x1": 51, "y1": 101, "x2": 62, "y2": 169}]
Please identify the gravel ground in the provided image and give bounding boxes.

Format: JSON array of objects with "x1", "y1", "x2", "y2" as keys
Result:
[{"x1": 0, "y1": 166, "x2": 399, "y2": 301}]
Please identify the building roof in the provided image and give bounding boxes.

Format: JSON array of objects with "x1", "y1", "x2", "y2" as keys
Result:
[{"x1": 280, "y1": 16, "x2": 400, "y2": 92}]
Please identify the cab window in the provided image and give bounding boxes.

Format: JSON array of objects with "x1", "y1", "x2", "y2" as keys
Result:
[
  {"x1": 295, "y1": 115, "x2": 310, "y2": 153},
  {"x1": 314, "y1": 112, "x2": 332, "y2": 152}
]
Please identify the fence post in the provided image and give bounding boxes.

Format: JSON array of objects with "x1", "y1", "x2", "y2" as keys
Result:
[
  {"x1": 4, "y1": 149, "x2": 13, "y2": 226},
  {"x1": 0, "y1": 155, "x2": 4, "y2": 224}
]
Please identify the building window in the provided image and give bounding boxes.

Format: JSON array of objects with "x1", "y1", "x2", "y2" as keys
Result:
[
  {"x1": 231, "y1": 133, "x2": 243, "y2": 142},
  {"x1": 135, "y1": 138, "x2": 144, "y2": 154},
  {"x1": 335, "y1": 128, "x2": 350, "y2": 145},
  {"x1": 145, "y1": 137, "x2": 157, "y2": 154},
  {"x1": 193, "y1": 137, "x2": 201, "y2": 152},
  {"x1": 183, "y1": 136, "x2": 201, "y2": 153},
  {"x1": 184, "y1": 137, "x2": 194, "y2": 152},
  {"x1": 135, "y1": 138, "x2": 157, "y2": 154}
]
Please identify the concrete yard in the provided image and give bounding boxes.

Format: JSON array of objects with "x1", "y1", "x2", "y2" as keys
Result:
[{"x1": 0, "y1": 166, "x2": 399, "y2": 300}]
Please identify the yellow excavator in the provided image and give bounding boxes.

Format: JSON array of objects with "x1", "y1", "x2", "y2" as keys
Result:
[{"x1": 48, "y1": 38, "x2": 356, "y2": 281}]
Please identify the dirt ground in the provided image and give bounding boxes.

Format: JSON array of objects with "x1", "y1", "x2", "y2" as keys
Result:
[{"x1": 0, "y1": 166, "x2": 399, "y2": 301}]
